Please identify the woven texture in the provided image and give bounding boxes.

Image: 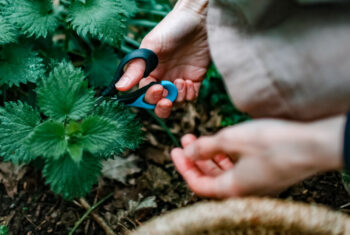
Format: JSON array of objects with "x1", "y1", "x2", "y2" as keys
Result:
[{"x1": 130, "y1": 197, "x2": 350, "y2": 235}]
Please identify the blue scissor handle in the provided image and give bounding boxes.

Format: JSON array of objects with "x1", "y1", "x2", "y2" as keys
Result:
[
  {"x1": 102, "y1": 49, "x2": 178, "y2": 110},
  {"x1": 126, "y1": 81, "x2": 178, "y2": 109}
]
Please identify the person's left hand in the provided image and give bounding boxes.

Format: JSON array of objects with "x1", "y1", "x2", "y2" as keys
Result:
[{"x1": 171, "y1": 117, "x2": 344, "y2": 198}]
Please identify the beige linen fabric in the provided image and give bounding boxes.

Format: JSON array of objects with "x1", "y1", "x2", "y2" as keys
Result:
[{"x1": 207, "y1": 0, "x2": 350, "y2": 120}]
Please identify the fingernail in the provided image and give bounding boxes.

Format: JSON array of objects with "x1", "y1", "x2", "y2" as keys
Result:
[
  {"x1": 184, "y1": 145, "x2": 196, "y2": 159},
  {"x1": 116, "y1": 77, "x2": 130, "y2": 88}
]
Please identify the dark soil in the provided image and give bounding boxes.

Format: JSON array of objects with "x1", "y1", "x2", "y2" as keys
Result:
[{"x1": 1, "y1": 102, "x2": 350, "y2": 235}]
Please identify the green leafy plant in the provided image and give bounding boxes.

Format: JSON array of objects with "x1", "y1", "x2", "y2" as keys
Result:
[
  {"x1": 0, "y1": 0, "x2": 138, "y2": 89},
  {"x1": 0, "y1": 62, "x2": 142, "y2": 200},
  {"x1": 0, "y1": 0, "x2": 144, "y2": 200},
  {"x1": 0, "y1": 225, "x2": 9, "y2": 235}
]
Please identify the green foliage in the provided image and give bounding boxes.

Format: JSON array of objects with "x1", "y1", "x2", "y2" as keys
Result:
[
  {"x1": 27, "y1": 120, "x2": 67, "y2": 159},
  {"x1": 3, "y1": 0, "x2": 59, "y2": 38},
  {"x1": 0, "y1": 0, "x2": 155, "y2": 201},
  {"x1": 0, "y1": 45, "x2": 45, "y2": 87},
  {"x1": 86, "y1": 46, "x2": 119, "y2": 87},
  {"x1": 43, "y1": 153, "x2": 102, "y2": 200},
  {"x1": 67, "y1": 0, "x2": 136, "y2": 46},
  {"x1": 342, "y1": 171, "x2": 350, "y2": 195},
  {"x1": 0, "y1": 61, "x2": 142, "y2": 200},
  {"x1": 36, "y1": 61, "x2": 95, "y2": 121},
  {"x1": 199, "y1": 64, "x2": 250, "y2": 126},
  {"x1": 0, "y1": 15, "x2": 17, "y2": 45},
  {"x1": 93, "y1": 101, "x2": 143, "y2": 156},
  {"x1": 0, "y1": 225, "x2": 8, "y2": 235},
  {"x1": 0, "y1": 101, "x2": 40, "y2": 164}
]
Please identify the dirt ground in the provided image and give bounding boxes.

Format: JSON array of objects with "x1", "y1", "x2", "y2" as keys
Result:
[{"x1": 1, "y1": 102, "x2": 350, "y2": 235}]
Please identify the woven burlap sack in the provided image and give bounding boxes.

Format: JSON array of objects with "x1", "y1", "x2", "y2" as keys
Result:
[{"x1": 130, "y1": 197, "x2": 350, "y2": 235}]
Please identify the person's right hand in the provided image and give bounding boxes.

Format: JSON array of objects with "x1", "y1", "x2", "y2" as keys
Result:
[{"x1": 115, "y1": 4, "x2": 210, "y2": 118}]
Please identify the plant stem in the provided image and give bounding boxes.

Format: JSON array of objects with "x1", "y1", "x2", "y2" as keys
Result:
[
  {"x1": 124, "y1": 36, "x2": 141, "y2": 48},
  {"x1": 121, "y1": 44, "x2": 134, "y2": 54},
  {"x1": 146, "y1": 110, "x2": 180, "y2": 147},
  {"x1": 129, "y1": 19, "x2": 158, "y2": 28},
  {"x1": 69, "y1": 193, "x2": 114, "y2": 235},
  {"x1": 137, "y1": 8, "x2": 168, "y2": 17}
]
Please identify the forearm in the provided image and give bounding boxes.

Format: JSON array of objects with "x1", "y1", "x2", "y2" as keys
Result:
[{"x1": 173, "y1": 0, "x2": 209, "y2": 16}]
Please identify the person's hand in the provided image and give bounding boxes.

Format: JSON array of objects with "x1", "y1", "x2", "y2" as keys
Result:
[
  {"x1": 171, "y1": 117, "x2": 345, "y2": 198},
  {"x1": 115, "y1": 4, "x2": 210, "y2": 118}
]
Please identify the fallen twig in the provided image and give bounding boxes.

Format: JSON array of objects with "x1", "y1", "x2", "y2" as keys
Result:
[{"x1": 69, "y1": 193, "x2": 114, "y2": 235}]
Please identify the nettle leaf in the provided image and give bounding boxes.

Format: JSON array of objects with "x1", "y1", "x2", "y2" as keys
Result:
[
  {"x1": 80, "y1": 115, "x2": 118, "y2": 154},
  {"x1": 0, "y1": 101, "x2": 41, "y2": 164},
  {"x1": 86, "y1": 46, "x2": 118, "y2": 87},
  {"x1": 43, "y1": 153, "x2": 102, "y2": 200},
  {"x1": 67, "y1": 0, "x2": 134, "y2": 46},
  {"x1": 94, "y1": 101, "x2": 143, "y2": 156},
  {"x1": 119, "y1": 0, "x2": 138, "y2": 17},
  {"x1": 37, "y1": 61, "x2": 95, "y2": 121},
  {"x1": 0, "y1": 45, "x2": 45, "y2": 87},
  {"x1": 27, "y1": 121, "x2": 67, "y2": 159},
  {"x1": 3, "y1": 0, "x2": 59, "y2": 38},
  {"x1": 0, "y1": 15, "x2": 17, "y2": 45}
]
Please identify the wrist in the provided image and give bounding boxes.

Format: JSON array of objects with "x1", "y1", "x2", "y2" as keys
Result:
[
  {"x1": 305, "y1": 116, "x2": 346, "y2": 172},
  {"x1": 173, "y1": 0, "x2": 209, "y2": 17}
]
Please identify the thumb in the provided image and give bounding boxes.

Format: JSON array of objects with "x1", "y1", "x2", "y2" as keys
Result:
[{"x1": 115, "y1": 58, "x2": 146, "y2": 91}]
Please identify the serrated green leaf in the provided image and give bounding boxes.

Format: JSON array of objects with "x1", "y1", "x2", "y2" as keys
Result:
[
  {"x1": 0, "y1": 101, "x2": 41, "y2": 164},
  {"x1": 67, "y1": 0, "x2": 134, "y2": 46},
  {"x1": 93, "y1": 101, "x2": 143, "y2": 157},
  {"x1": 86, "y1": 46, "x2": 118, "y2": 87},
  {"x1": 0, "y1": 15, "x2": 17, "y2": 45},
  {"x1": 0, "y1": 45, "x2": 45, "y2": 87},
  {"x1": 68, "y1": 143, "x2": 83, "y2": 162},
  {"x1": 43, "y1": 153, "x2": 101, "y2": 200},
  {"x1": 80, "y1": 115, "x2": 118, "y2": 154},
  {"x1": 119, "y1": 0, "x2": 138, "y2": 17},
  {"x1": 3, "y1": 0, "x2": 59, "y2": 38},
  {"x1": 37, "y1": 61, "x2": 95, "y2": 121},
  {"x1": 27, "y1": 120, "x2": 67, "y2": 159}
]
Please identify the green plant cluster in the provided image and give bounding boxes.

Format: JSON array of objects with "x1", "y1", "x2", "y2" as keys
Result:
[
  {"x1": 0, "y1": 0, "x2": 143, "y2": 200},
  {"x1": 199, "y1": 64, "x2": 250, "y2": 127},
  {"x1": 0, "y1": 225, "x2": 8, "y2": 235},
  {"x1": 0, "y1": 62, "x2": 142, "y2": 200}
]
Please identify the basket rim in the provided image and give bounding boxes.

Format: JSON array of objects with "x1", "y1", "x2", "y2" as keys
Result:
[{"x1": 131, "y1": 197, "x2": 350, "y2": 235}]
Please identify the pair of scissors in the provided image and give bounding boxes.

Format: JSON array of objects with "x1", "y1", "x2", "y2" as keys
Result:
[{"x1": 100, "y1": 49, "x2": 178, "y2": 109}]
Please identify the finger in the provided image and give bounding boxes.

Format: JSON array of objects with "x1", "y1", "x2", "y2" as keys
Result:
[
  {"x1": 174, "y1": 79, "x2": 186, "y2": 103},
  {"x1": 181, "y1": 134, "x2": 197, "y2": 147},
  {"x1": 140, "y1": 78, "x2": 165, "y2": 104},
  {"x1": 194, "y1": 82, "x2": 201, "y2": 98},
  {"x1": 115, "y1": 59, "x2": 146, "y2": 91},
  {"x1": 154, "y1": 98, "x2": 172, "y2": 118},
  {"x1": 183, "y1": 136, "x2": 224, "y2": 161},
  {"x1": 214, "y1": 154, "x2": 234, "y2": 170},
  {"x1": 139, "y1": 76, "x2": 157, "y2": 88},
  {"x1": 171, "y1": 148, "x2": 203, "y2": 177},
  {"x1": 195, "y1": 160, "x2": 223, "y2": 176},
  {"x1": 185, "y1": 80, "x2": 196, "y2": 101},
  {"x1": 181, "y1": 134, "x2": 223, "y2": 176},
  {"x1": 171, "y1": 148, "x2": 238, "y2": 198}
]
